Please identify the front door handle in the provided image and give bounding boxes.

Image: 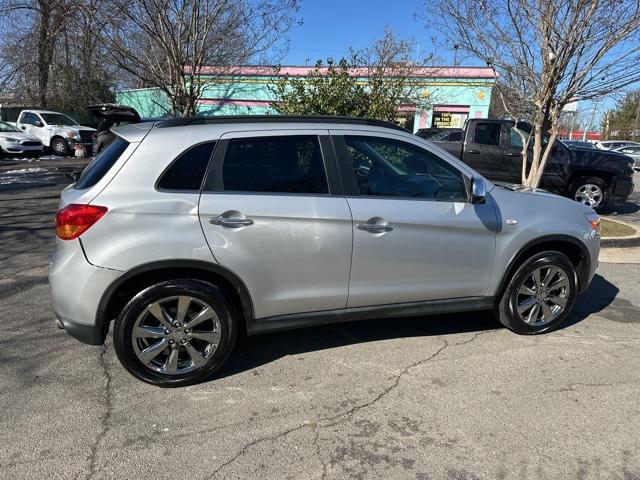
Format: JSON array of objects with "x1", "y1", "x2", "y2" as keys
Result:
[
  {"x1": 209, "y1": 212, "x2": 254, "y2": 228},
  {"x1": 507, "y1": 152, "x2": 520, "y2": 157},
  {"x1": 357, "y1": 217, "x2": 393, "y2": 234},
  {"x1": 468, "y1": 149, "x2": 480, "y2": 154}
]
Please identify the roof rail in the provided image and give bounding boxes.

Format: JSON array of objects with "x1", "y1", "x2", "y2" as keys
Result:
[{"x1": 155, "y1": 115, "x2": 408, "y2": 132}]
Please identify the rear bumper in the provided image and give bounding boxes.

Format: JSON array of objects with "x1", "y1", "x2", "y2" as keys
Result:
[
  {"x1": 53, "y1": 310, "x2": 106, "y2": 345},
  {"x1": 49, "y1": 238, "x2": 123, "y2": 345}
]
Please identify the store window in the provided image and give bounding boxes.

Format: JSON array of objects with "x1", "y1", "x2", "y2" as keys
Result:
[{"x1": 431, "y1": 106, "x2": 470, "y2": 128}]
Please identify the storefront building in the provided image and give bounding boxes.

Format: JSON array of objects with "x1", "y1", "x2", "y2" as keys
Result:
[{"x1": 116, "y1": 66, "x2": 496, "y2": 132}]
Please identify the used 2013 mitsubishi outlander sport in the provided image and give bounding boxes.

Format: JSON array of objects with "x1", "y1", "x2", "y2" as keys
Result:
[{"x1": 49, "y1": 116, "x2": 601, "y2": 387}]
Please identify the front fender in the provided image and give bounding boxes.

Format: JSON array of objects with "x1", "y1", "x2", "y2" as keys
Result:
[{"x1": 487, "y1": 187, "x2": 599, "y2": 296}]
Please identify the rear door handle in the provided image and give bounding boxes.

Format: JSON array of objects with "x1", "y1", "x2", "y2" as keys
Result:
[
  {"x1": 357, "y1": 224, "x2": 393, "y2": 233},
  {"x1": 209, "y1": 212, "x2": 253, "y2": 228},
  {"x1": 507, "y1": 152, "x2": 520, "y2": 157},
  {"x1": 468, "y1": 149, "x2": 480, "y2": 154},
  {"x1": 357, "y1": 217, "x2": 393, "y2": 234}
]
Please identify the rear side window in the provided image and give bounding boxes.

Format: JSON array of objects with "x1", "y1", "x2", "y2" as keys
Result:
[
  {"x1": 75, "y1": 138, "x2": 129, "y2": 189},
  {"x1": 219, "y1": 135, "x2": 328, "y2": 194},
  {"x1": 473, "y1": 123, "x2": 501, "y2": 146},
  {"x1": 157, "y1": 142, "x2": 216, "y2": 191}
]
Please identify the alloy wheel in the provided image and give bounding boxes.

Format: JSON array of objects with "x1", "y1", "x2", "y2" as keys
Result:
[
  {"x1": 515, "y1": 265, "x2": 570, "y2": 327},
  {"x1": 52, "y1": 140, "x2": 67, "y2": 155},
  {"x1": 132, "y1": 295, "x2": 222, "y2": 375},
  {"x1": 574, "y1": 183, "x2": 603, "y2": 208}
]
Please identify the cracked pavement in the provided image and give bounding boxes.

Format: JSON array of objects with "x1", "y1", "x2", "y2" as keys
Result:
[{"x1": 1, "y1": 166, "x2": 640, "y2": 479}]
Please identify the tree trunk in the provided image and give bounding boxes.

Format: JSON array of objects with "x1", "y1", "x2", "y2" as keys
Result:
[
  {"x1": 37, "y1": 2, "x2": 52, "y2": 107},
  {"x1": 526, "y1": 124, "x2": 544, "y2": 188}
]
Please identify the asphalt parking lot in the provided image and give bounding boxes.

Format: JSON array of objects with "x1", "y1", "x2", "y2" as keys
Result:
[{"x1": 1, "y1": 162, "x2": 639, "y2": 479}]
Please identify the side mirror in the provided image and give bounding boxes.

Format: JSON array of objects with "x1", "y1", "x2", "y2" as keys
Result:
[
  {"x1": 34, "y1": 121, "x2": 43, "y2": 127},
  {"x1": 471, "y1": 177, "x2": 487, "y2": 204}
]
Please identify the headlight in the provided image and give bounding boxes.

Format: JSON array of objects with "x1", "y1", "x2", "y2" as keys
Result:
[
  {"x1": 66, "y1": 131, "x2": 80, "y2": 139},
  {"x1": 2, "y1": 137, "x2": 21, "y2": 143},
  {"x1": 585, "y1": 213, "x2": 601, "y2": 233}
]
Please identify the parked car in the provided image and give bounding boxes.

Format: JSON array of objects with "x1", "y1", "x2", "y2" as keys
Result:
[
  {"x1": 15, "y1": 109, "x2": 96, "y2": 156},
  {"x1": 87, "y1": 104, "x2": 141, "y2": 154},
  {"x1": 49, "y1": 115, "x2": 601, "y2": 386},
  {"x1": 593, "y1": 140, "x2": 640, "y2": 150},
  {"x1": 562, "y1": 140, "x2": 596, "y2": 149},
  {"x1": 613, "y1": 145, "x2": 640, "y2": 170},
  {"x1": 431, "y1": 119, "x2": 635, "y2": 211},
  {"x1": 416, "y1": 127, "x2": 463, "y2": 142},
  {"x1": 0, "y1": 120, "x2": 43, "y2": 157}
]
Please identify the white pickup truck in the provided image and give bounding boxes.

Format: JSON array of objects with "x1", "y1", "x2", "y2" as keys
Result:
[{"x1": 15, "y1": 110, "x2": 96, "y2": 156}]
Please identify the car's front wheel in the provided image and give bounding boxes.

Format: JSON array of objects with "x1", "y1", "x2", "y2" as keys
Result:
[
  {"x1": 495, "y1": 251, "x2": 578, "y2": 334},
  {"x1": 50, "y1": 137, "x2": 69, "y2": 156},
  {"x1": 113, "y1": 280, "x2": 237, "y2": 387}
]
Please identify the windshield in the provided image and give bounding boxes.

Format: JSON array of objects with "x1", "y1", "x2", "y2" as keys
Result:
[
  {"x1": 0, "y1": 121, "x2": 19, "y2": 132},
  {"x1": 41, "y1": 113, "x2": 79, "y2": 126}
]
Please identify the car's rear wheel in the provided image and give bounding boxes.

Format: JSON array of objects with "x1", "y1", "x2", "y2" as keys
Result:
[
  {"x1": 113, "y1": 279, "x2": 237, "y2": 387},
  {"x1": 495, "y1": 251, "x2": 578, "y2": 334},
  {"x1": 51, "y1": 137, "x2": 69, "y2": 156}
]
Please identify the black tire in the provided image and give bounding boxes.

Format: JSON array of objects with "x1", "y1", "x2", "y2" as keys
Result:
[
  {"x1": 113, "y1": 279, "x2": 237, "y2": 387},
  {"x1": 50, "y1": 137, "x2": 69, "y2": 156},
  {"x1": 495, "y1": 251, "x2": 578, "y2": 335},
  {"x1": 570, "y1": 176, "x2": 609, "y2": 212}
]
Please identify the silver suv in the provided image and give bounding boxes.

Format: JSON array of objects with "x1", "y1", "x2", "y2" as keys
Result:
[{"x1": 49, "y1": 116, "x2": 601, "y2": 387}]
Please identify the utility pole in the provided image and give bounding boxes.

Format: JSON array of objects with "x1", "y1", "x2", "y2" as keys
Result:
[{"x1": 632, "y1": 99, "x2": 640, "y2": 142}]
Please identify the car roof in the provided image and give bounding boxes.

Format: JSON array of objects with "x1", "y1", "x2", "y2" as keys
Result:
[{"x1": 155, "y1": 115, "x2": 408, "y2": 132}]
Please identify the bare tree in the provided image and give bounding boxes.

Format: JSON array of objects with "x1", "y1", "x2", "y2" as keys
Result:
[
  {"x1": 424, "y1": 0, "x2": 640, "y2": 187},
  {"x1": 352, "y1": 27, "x2": 435, "y2": 122},
  {"x1": 0, "y1": 0, "x2": 71, "y2": 106},
  {"x1": 100, "y1": 0, "x2": 299, "y2": 117}
]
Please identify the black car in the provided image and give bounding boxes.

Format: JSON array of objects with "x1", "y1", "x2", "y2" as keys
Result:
[{"x1": 87, "y1": 104, "x2": 141, "y2": 154}]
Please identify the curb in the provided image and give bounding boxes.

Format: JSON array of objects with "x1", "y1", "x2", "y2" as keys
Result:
[{"x1": 601, "y1": 218, "x2": 640, "y2": 248}]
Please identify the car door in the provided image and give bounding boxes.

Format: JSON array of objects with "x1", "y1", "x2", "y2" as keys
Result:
[
  {"x1": 198, "y1": 130, "x2": 353, "y2": 320},
  {"x1": 331, "y1": 131, "x2": 498, "y2": 308},
  {"x1": 18, "y1": 112, "x2": 39, "y2": 138},
  {"x1": 462, "y1": 121, "x2": 514, "y2": 181}
]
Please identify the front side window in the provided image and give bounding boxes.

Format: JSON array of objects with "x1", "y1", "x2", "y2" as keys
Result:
[
  {"x1": 22, "y1": 113, "x2": 40, "y2": 125},
  {"x1": 473, "y1": 122, "x2": 501, "y2": 146},
  {"x1": 344, "y1": 136, "x2": 467, "y2": 202},
  {"x1": 220, "y1": 135, "x2": 328, "y2": 194},
  {"x1": 158, "y1": 142, "x2": 216, "y2": 191}
]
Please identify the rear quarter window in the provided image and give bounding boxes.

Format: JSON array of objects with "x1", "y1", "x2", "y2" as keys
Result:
[
  {"x1": 75, "y1": 138, "x2": 129, "y2": 189},
  {"x1": 157, "y1": 142, "x2": 216, "y2": 191}
]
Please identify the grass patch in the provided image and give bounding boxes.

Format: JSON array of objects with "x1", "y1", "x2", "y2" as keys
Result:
[{"x1": 601, "y1": 218, "x2": 637, "y2": 237}]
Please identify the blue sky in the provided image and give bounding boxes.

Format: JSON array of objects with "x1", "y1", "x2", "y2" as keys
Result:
[
  {"x1": 281, "y1": 0, "x2": 617, "y2": 123},
  {"x1": 282, "y1": 0, "x2": 450, "y2": 65}
]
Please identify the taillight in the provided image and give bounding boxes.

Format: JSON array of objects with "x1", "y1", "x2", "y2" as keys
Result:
[{"x1": 56, "y1": 204, "x2": 107, "y2": 240}]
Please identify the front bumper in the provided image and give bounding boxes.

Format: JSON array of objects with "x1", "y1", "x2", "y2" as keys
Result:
[
  {"x1": 611, "y1": 177, "x2": 634, "y2": 202},
  {"x1": 0, "y1": 141, "x2": 44, "y2": 154},
  {"x1": 49, "y1": 238, "x2": 123, "y2": 345}
]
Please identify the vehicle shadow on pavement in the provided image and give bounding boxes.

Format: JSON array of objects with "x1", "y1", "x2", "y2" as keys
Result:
[
  {"x1": 564, "y1": 274, "x2": 619, "y2": 328},
  {"x1": 607, "y1": 201, "x2": 639, "y2": 215},
  {"x1": 210, "y1": 273, "x2": 619, "y2": 382},
  {"x1": 212, "y1": 311, "x2": 500, "y2": 381}
]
